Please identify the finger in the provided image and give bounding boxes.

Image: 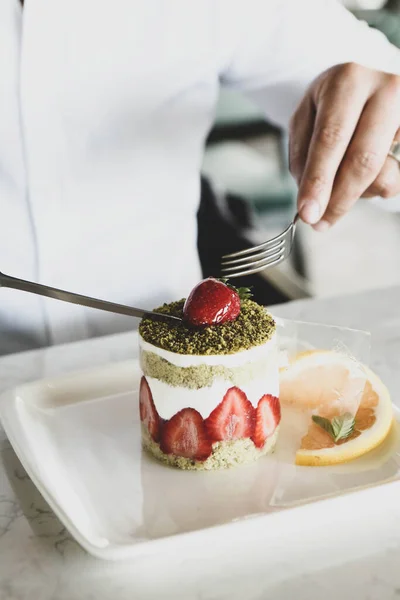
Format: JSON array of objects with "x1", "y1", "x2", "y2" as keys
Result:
[
  {"x1": 289, "y1": 95, "x2": 315, "y2": 185},
  {"x1": 363, "y1": 126, "x2": 400, "y2": 198},
  {"x1": 363, "y1": 154, "x2": 400, "y2": 199},
  {"x1": 321, "y1": 81, "x2": 400, "y2": 227},
  {"x1": 298, "y1": 65, "x2": 372, "y2": 225}
]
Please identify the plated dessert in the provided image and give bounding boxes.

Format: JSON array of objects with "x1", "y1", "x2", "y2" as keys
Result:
[
  {"x1": 138, "y1": 278, "x2": 281, "y2": 470},
  {"x1": 138, "y1": 278, "x2": 394, "y2": 470}
]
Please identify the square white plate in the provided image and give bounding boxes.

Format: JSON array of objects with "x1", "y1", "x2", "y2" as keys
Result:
[{"x1": 1, "y1": 359, "x2": 400, "y2": 561}]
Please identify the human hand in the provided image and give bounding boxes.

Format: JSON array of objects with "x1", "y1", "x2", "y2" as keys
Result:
[{"x1": 289, "y1": 63, "x2": 400, "y2": 231}]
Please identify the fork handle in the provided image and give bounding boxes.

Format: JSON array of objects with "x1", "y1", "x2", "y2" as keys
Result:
[{"x1": 0, "y1": 272, "x2": 180, "y2": 322}]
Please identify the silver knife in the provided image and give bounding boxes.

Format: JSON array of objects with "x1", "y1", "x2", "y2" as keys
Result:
[{"x1": 0, "y1": 271, "x2": 182, "y2": 324}]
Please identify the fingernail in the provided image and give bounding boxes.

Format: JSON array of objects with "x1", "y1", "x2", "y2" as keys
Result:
[
  {"x1": 300, "y1": 200, "x2": 321, "y2": 224},
  {"x1": 313, "y1": 219, "x2": 331, "y2": 233}
]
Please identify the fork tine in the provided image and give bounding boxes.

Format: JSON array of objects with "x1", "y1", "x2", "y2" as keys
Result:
[
  {"x1": 220, "y1": 213, "x2": 299, "y2": 278},
  {"x1": 222, "y1": 222, "x2": 293, "y2": 260},
  {"x1": 222, "y1": 247, "x2": 284, "y2": 273},
  {"x1": 222, "y1": 254, "x2": 285, "y2": 278},
  {"x1": 221, "y1": 239, "x2": 285, "y2": 268}
]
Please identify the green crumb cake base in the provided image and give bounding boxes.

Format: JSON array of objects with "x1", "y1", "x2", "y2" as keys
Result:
[
  {"x1": 139, "y1": 299, "x2": 275, "y2": 355},
  {"x1": 141, "y1": 426, "x2": 279, "y2": 471},
  {"x1": 140, "y1": 349, "x2": 276, "y2": 389}
]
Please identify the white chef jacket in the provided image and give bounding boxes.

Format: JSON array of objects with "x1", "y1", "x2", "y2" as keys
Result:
[{"x1": 1, "y1": 0, "x2": 400, "y2": 354}]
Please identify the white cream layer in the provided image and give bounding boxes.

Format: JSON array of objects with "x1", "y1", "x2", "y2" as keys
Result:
[
  {"x1": 146, "y1": 366, "x2": 279, "y2": 420},
  {"x1": 139, "y1": 330, "x2": 277, "y2": 368}
]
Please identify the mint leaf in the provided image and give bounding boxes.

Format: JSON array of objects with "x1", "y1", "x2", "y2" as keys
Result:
[
  {"x1": 312, "y1": 412, "x2": 355, "y2": 443},
  {"x1": 331, "y1": 413, "x2": 355, "y2": 442},
  {"x1": 312, "y1": 415, "x2": 335, "y2": 438}
]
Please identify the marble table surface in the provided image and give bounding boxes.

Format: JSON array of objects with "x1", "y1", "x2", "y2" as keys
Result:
[{"x1": 1, "y1": 286, "x2": 400, "y2": 600}]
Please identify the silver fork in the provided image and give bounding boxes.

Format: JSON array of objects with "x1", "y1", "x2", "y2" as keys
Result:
[
  {"x1": 221, "y1": 213, "x2": 299, "y2": 278},
  {"x1": 0, "y1": 271, "x2": 182, "y2": 324}
]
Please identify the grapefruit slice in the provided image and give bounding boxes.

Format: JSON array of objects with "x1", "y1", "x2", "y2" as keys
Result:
[{"x1": 280, "y1": 350, "x2": 393, "y2": 466}]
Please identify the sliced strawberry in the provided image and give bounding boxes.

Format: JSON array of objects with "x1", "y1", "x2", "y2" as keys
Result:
[
  {"x1": 205, "y1": 387, "x2": 255, "y2": 442},
  {"x1": 139, "y1": 376, "x2": 161, "y2": 442},
  {"x1": 160, "y1": 408, "x2": 212, "y2": 461},
  {"x1": 252, "y1": 395, "x2": 281, "y2": 449}
]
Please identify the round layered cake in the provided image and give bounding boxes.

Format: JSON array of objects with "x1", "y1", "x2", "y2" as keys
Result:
[{"x1": 138, "y1": 287, "x2": 280, "y2": 470}]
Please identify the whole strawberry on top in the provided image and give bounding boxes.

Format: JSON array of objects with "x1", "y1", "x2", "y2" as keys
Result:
[{"x1": 183, "y1": 277, "x2": 243, "y2": 327}]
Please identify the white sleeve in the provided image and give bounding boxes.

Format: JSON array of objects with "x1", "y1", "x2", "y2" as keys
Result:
[{"x1": 216, "y1": 0, "x2": 400, "y2": 129}]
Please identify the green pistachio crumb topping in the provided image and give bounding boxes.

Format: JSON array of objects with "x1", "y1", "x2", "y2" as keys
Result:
[{"x1": 139, "y1": 299, "x2": 275, "y2": 355}]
